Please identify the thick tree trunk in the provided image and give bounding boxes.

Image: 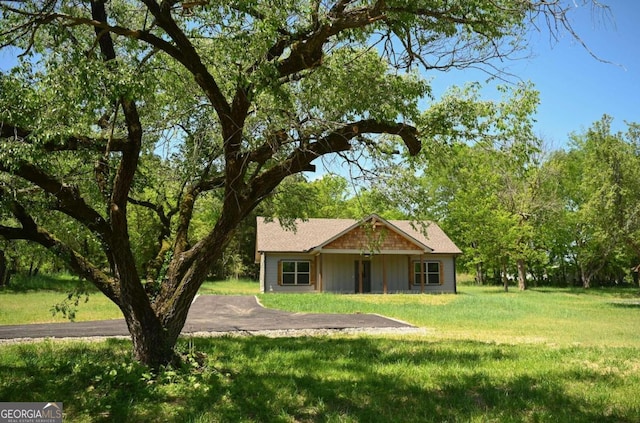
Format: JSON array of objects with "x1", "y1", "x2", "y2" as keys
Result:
[
  {"x1": 517, "y1": 259, "x2": 527, "y2": 291},
  {"x1": 116, "y1": 268, "x2": 188, "y2": 368},
  {"x1": 121, "y1": 284, "x2": 188, "y2": 368},
  {"x1": 127, "y1": 223, "x2": 232, "y2": 368},
  {"x1": 127, "y1": 314, "x2": 179, "y2": 368}
]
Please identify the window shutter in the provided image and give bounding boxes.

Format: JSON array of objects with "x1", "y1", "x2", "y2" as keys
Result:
[
  {"x1": 439, "y1": 261, "x2": 444, "y2": 285},
  {"x1": 408, "y1": 257, "x2": 413, "y2": 288},
  {"x1": 310, "y1": 258, "x2": 316, "y2": 285},
  {"x1": 277, "y1": 260, "x2": 282, "y2": 285}
]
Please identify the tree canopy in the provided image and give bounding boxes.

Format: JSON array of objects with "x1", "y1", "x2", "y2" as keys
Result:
[{"x1": 0, "y1": 0, "x2": 606, "y2": 366}]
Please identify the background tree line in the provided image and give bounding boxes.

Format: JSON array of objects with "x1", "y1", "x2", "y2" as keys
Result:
[
  {"x1": 366, "y1": 112, "x2": 639, "y2": 290},
  {"x1": 405, "y1": 114, "x2": 640, "y2": 290},
  {"x1": 224, "y1": 112, "x2": 640, "y2": 290},
  {"x1": 5, "y1": 112, "x2": 637, "y2": 291}
]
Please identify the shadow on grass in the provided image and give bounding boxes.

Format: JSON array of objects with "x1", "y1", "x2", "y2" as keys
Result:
[
  {"x1": 531, "y1": 287, "x2": 640, "y2": 298},
  {"x1": 215, "y1": 336, "x2": 632, "y2": 423},
  {"x1": 0, "y1": 338, "x2": 224, "y2": 422},
  {"x1": 1, "y1": 273, "x2": 94, "y2": 293},
  {"x1": 609, "y1": 301, "x2": 640, "y2": 309},
  {"x1": 0, "y1": 336, "x2": 636, "y2": 422}
]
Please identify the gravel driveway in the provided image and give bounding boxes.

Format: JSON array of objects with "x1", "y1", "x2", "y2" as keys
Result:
[{"x1": 0, "y1": 295, "x2": 416, "y2": 342}]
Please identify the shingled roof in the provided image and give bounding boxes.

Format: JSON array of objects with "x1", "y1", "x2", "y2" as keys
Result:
[{"x1": 256, "y1": 214, "x2": 462, "y2": 259}]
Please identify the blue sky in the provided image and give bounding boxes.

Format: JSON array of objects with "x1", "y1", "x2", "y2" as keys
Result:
[
  {"x1": 1, "y1": 2, "x2": 637, "y2": 152},
  {"x1": 428, "y1": 2, "x2": 640, "y2": 150}
]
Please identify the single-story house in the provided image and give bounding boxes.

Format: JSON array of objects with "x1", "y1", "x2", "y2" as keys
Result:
[{"x1": 255, "y1": 214, "x2": 462, "y2": 294}]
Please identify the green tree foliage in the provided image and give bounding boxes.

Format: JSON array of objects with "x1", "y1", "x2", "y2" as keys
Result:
[
  {"x1": 383, "y1": 113, "x2": 640, "y2": 290},
  {"x1": 271, "y1": 173, "x2": 408, "y2": 220},
  {"x1": 0, "y1": 0, "x2": 604, "y2": 367},
  {"x1": 558, "y1": 117, "x2": 640, "y2": 287},
  {"x1": 380, "y1": 84, "x2": 545, "y2": 290},
  {"x1": 307, "y1": 175, "x2": 351, "y2": 219}
]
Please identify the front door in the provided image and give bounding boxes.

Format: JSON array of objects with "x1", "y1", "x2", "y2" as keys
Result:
[{"x1": 354, "y1": 260, "x2": 371, "y2": 293}]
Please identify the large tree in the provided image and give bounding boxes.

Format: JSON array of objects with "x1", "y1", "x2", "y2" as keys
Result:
[
  {"x1": 378, "y1": 83, "x2": 545, "y2": 290},
  {"x1": 0, "y1": 0, "x2": 604, "y2": 367},
  {"x1": 561, "y1": 117, "x2": 640, "y2": 287}
]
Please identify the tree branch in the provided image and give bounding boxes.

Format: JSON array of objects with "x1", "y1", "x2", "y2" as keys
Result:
[
  {"x1": 128, "y1": 197, "x2": 172, "y2": 230},
  {"x1": 0, "y1": 186, "x2": 119, "y2": 303},
  {"x1": 0, "y1": 160, "x2": 112, "y2": 237},
  {"x1": 1, "y1": 121, "x2": 128, "y2": 152},
  {"x1": 138, "y1": 0, "x2": 231, "y2": 117},
  {"x1": 239, "y1": 119, "x2": 418, "y2": 217},
  {"x1": 257, "y1": 119, "x2": 419, "y2": 179}
]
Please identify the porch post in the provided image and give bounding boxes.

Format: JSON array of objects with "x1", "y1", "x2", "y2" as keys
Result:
[
  {"x1": 408, "y1": 256, "x2": 412, "y2": 290},
  {"x1": 317, "y1": 254, "x2": 322, "y2": 292},
  {"x1": 359, "y1": 259, "x2": 363, "y2": 294},
  {"x1": 420, "y1": 254, "x2": 425, "y2": 294},
  {"x1": 382, "y1": 254, "x2": 388, "y2": 294}
]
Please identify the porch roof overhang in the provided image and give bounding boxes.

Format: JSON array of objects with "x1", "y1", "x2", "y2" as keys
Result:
[{"x1": 310, "y1": 248, "x2": 430, "y2": 255}]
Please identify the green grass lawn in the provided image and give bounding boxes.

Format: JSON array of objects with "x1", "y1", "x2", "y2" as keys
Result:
[
  {"x1": 198, "y1": 278, "x2": 261, "y2": 295},
  {"x1": 0, "y1": 277, "x2": 259, "y2": 324},
  {"x1": 1, "y1": 275, "x2": 640, "y2": 422},
  {"x1": 258, "y1": 286, "x2": 640, "y2": 348},
  {"x1": 0, "y1": 274, "x2": 123, "y2": 324},
  {"x1": 1, "y1": 335, "x2": 638, "y2": 422}
]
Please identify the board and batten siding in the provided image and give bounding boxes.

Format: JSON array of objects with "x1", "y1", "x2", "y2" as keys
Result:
[
  {"x1": 371, "y1": 255, "x2": 408, "y2": 292},
  {"x1": 322, "y1": 253, "x2": 456, "y2": 293},
  {"x1": 260, "y1": 252, "x2": 457, "y2": 293},
  {"x1": 320, "y1": 254, "x2": 359, "y2": 293},
  {"x1": 320, "y1": 254, "x2": 411, "y2": 293}
]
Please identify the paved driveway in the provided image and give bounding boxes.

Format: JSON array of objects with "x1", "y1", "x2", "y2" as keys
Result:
[{"x1": 0, "y1": 295, "x2": 413, "y2": 340}]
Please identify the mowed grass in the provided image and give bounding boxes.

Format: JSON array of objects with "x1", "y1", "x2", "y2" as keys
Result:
[
  {"x1": 1, "y1": 275, "x2": 640, "y2": 421},
  {"x1": 258, "y1": 286, "x2": 640, "y2": 348},
  {"x1": 0, "y1": 274, "x2": 122, "y2": 324},
  {"x1": 1, "y1": 336, "x2": 639, "y2": 422},
  {"x1": 0, "y1": 277, "x2": 259, "y2": 324},
  {"x1": 198, "y1": 278, "x2": 261, "y2": 295}
]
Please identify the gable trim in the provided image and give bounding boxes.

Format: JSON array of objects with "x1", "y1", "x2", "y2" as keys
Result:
[
  {"x1": 310, "y1": 214, "x2": 433, "y2": 253},
  {"x1": 318, "y1": 249, "x2": 427, "y2": 255}
]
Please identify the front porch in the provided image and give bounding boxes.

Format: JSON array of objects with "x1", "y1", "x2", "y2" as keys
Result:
[{"x1": 313, "y1": 252, "x2": 452, "y2": 294}]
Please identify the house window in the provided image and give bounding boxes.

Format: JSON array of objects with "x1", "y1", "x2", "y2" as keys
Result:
[
  {"x1": 414, "y1": 261, "x2": 441, "y2": 285},
  {"x1": 281, "y1": 260, "x2": 311, "y2": 285}
]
